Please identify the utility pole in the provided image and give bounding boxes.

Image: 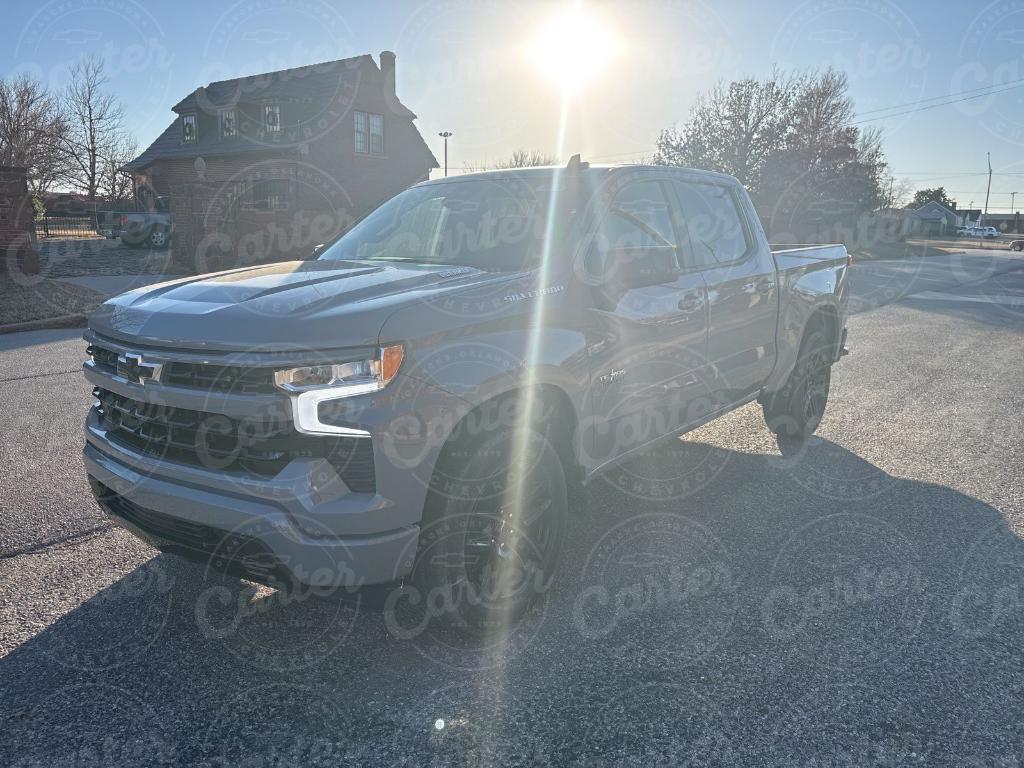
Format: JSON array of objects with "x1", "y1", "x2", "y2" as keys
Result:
[
  {"x1": 438, "y1": 131, "x2": 453, "y2": 177},
  {"x1": 982, "y1": 151, "x2": 993, "y2": 228},
  {"x1": 888, "y1": 176, "x2": 895, "y2": 209},
  {"x1": 1013, "y1": 192, "x2": 1020, "y2": 233}
]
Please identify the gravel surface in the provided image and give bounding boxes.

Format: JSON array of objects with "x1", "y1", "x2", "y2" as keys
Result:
[{"x1": 1, "y1": 253, "x2": 1022, "y2": 766}]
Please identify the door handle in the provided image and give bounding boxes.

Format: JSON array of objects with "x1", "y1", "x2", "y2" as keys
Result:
[{"x1": 678, "y1": 295, "x2": 702, "y2": 312}]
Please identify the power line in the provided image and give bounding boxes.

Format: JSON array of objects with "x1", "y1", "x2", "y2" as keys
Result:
[
  {"x1": 853, "y1": 76, "x2": 1024, "y2": 118},
  {"x1": 851, "y1": 80, "x2": 1024, "y2": 125}
]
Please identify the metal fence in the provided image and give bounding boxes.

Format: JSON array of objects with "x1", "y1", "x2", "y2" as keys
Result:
[{"x1": 40, "y1": 214, "x2": 99, "y2": 237}]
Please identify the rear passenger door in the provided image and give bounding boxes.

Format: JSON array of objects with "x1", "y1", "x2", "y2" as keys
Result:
[
  {"x1": 669, "y1": 179, "x2": 779, "y2": 401},
  {"x1": 584, "y1": 177, "x2": 709, "y2": 468}
]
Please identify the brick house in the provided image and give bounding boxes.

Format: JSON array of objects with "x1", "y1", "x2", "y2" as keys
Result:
[{"x1": 123, "y1": 52, "x2": 437, "y2": 268}]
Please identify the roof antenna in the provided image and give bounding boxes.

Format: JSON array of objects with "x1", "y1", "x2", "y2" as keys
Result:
[{"x1": 566, "y1": 154, "x2": 589, "y2": 173}]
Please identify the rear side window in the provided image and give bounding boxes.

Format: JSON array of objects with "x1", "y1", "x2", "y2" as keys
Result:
[
  {"x1": 599, "y1": 180, "x2": 677, "y2": 250},
  {"x1": 672, "y1": 181, "x2": 751, "y2": 268}
]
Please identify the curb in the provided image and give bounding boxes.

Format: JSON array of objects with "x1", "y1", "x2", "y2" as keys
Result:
[{"x1": 0, "y1": 314, "x2": 87, "y2": 335}]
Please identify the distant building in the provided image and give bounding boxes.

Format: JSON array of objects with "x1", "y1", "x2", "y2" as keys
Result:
[
  {"x1": 124, "y1": 52, "x2": 438, "y2": 267},
  {"x1": 955, "y1": 209, "x2": 982, "y2": 227},
  {"x1": 976, "y1": 212, "x2": 1022, "y2": 233},
  {"x1": 910, "y1": 200, "x2": 959, "y2": 235}
]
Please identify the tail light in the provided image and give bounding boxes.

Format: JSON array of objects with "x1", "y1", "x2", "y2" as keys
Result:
[
  {"x1": 846, "y1": 252, "x2": 854, "y2": 269},
  {"x1": 119, "y1": 214, "x2": 127, "y2": 227}
]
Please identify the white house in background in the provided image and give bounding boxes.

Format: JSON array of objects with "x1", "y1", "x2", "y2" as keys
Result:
[{"x1": 910, "y1": 200, "x2": 959, "y2": 234}]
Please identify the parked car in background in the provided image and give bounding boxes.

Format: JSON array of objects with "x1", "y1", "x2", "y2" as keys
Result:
[
  {"x1": 959, "y1": 226, "x2": 999, "y2": 238},
  {"x1": 1009, "y1": 239, "x2": 1024, "y2": 251}
]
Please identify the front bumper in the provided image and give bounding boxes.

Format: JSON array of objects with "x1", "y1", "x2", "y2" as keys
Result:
[{"x1": 84, "y1": 428, "x2": 418, "y2": 587}]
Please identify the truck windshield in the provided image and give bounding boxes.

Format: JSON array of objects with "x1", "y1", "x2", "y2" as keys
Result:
[{"x1": 318, "y1": 176, "x2": 570, "y2": 271}]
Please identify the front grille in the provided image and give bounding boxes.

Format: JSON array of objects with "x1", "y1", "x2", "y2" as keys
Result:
[
  {"x1": 87, "y1": 344, "x2": 119, "y2": 371},
  {"x1": 94, "y1": 388, "x2": 376, "y2": 491},
  {"x1": 87, "y1": 343, "x2": 276, "y2": 394},
  {"x1": 93, "y1": 482, "x2": 289, "y2": 586},
  {"x1": 162, "y1": 362, "x2": 274, "y2": 395}
]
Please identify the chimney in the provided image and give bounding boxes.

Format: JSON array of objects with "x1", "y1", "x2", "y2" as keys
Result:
[{"x1": 380, "y1": 51, "x2": 396, "y2": 96}]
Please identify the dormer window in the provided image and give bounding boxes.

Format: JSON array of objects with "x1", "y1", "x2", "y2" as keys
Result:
[
  {"x1": 355, "y1": 111, "x2": 384, "y2": 155},
  {"x1": 263, "y1": 102, "x2": 280, "y2": 133},
  {"x1": 220, "y1": 109, "x2": 236, "y2": 138},
  {"x1": 182, "y1": 113, "x2": 197, "y2": 143}
]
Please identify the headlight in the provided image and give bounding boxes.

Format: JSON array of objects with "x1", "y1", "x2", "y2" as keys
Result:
[{"x1": 275, "y1": 344, "x2": 403, "y2": 436}]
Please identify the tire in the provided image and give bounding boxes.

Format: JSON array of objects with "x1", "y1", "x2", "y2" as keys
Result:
[
  {"x1": 148, "y1": 228, "x2": 170, "y2": 249},
  {"x1": 406, "y1": 406, "x2": 568, "y2": 634},
  {"x1": 762, "y1": 328, "x2": 832, "y2": 439}
]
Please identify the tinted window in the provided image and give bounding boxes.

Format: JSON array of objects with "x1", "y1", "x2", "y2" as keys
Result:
[
  {"x1": 672, "y1": 181, "x2": 750, "y2": 268},
  {"x1": 600, "y1": 180, "x2": 676, "y2": 250}
]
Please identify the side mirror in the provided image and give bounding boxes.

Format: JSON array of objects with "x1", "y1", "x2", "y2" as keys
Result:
[{"x1": 581, "y1": 243, "x2": 679, "y2": 289}]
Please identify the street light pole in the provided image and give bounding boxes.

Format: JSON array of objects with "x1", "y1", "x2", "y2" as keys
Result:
[{"x1": 438, "y1": 131, "x2": 453, "y2": 177}]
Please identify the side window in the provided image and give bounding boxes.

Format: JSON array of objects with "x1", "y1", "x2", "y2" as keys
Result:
[
  {"x1": 672, "y1": 181, "x2": 751, "y2": 268},
  {"x1": 599, "y1": 180, "x2": 676, "y2": 250}
]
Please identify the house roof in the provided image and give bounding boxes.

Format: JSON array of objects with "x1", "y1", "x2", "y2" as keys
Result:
[
  {"x1": 912, "y1": 200, "x2": 959, "y2": 221},
  {"x1": 125, "y1": 54, "x2": 432, "y2": 171}
]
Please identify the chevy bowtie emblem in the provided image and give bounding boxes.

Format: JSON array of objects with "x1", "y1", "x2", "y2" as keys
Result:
[{"x1": 116, "y1": 353, "x2": 163, "y2": 385}]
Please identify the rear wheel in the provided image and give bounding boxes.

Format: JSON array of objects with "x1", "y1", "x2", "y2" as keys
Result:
[
  {"x1": 406, "y1": 410, "x2": 568, "y2": 635},
  {"x1": 148, "y1": 228, "x2": 170, "y2": 249},
  {"x1": 763, "y1": 328, "x2": 832, "y2": 439}
]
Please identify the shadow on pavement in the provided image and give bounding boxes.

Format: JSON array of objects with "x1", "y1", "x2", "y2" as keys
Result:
[{"x1": 2, "y1": 437, "x2": 1022, "y2": 765}]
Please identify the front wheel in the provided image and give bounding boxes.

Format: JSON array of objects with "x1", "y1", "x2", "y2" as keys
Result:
[
  {"x1": 762, "y1": 328, "x2": 832, "y2": 439},
  {"x1": 405, "y1": 416, "x2": 568, "y2": 635}
]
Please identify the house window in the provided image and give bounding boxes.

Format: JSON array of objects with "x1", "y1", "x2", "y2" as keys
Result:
[
  {"x1": 182, "y1": 113, "x2": 197, "y2": 143},
  {"x1": 220, "y1": 109, "x2": 237, "y2": 138},
  {"x1": 370, "y1": 113, "x2": 384, "y2": 154},
  {"x1": 355, "y1": 111, "x2": 384, "y2": 154},
  {"x1": 242, "y1": 178, "x2": 290, "y2": 211},
  {"x1": 263, "y1": 102, "x2": 281, "y2": 133}
]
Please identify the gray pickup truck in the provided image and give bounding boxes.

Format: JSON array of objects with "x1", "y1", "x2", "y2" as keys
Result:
[
  {"x1": 115, "y1": 196, "x2": 172, "y2": 249},
  {"x1": 82, "y1": 160, "x2": 849, "y2": 632}
]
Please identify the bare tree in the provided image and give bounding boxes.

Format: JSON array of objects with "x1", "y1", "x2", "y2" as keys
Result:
[
  {"x1": 0, "y1": 73, "x2": 69, "y2": 195},
  {"x1": 99, "y1": 132, "x2": 138, "y2": 202},
  {"x1": 487, "y1": 149, "x2": 559, "y2": 169},
  {"x1": 61, "y1": 56, "x2": 125, "y2": 200},
  {"x1": 654, "y1": 68, "x2": 797, "y2": 192},
  {"x1": 655, "y1": 68, "x2": 889, "y2": 239},
  {"x1": 889, "y1": 178, "x2": 915, "y2": 209}
]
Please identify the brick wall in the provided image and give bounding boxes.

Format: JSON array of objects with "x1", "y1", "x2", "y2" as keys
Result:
[{"x1": 0, "y1": 166, "x2": 40, "y2": 277}]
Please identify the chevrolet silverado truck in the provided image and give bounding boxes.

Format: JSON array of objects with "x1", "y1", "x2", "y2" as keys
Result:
[{"x1": 82, "y1": 159, "x2": 850, "y2": 632}]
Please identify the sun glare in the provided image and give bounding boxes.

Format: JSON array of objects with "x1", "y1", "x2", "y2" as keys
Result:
[{"x1": 527, "y1": 3, "x2": 620, "y2": 92}]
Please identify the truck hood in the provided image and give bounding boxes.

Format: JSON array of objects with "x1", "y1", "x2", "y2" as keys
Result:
[{"x1": 88, "y1": 260, "x2": 511, "y2": 351}]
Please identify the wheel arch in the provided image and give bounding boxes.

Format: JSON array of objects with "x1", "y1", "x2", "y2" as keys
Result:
[{"x1": 431, "y1": 382, "x2": 583, "y2": 492}]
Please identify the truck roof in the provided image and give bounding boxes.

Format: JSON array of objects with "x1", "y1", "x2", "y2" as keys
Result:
[{"x1": 415, "y1": 163, "x2": 739, "y2": 188}]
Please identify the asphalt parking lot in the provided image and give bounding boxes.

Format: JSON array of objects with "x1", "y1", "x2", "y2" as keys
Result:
[{"x1": 2, "y1": 249, "x2": 1023, "y2": 766}]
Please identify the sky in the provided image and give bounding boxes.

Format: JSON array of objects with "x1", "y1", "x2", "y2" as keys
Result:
[{"x1": 4, "y1": 0, "x2": 1024, "y2": 212}]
